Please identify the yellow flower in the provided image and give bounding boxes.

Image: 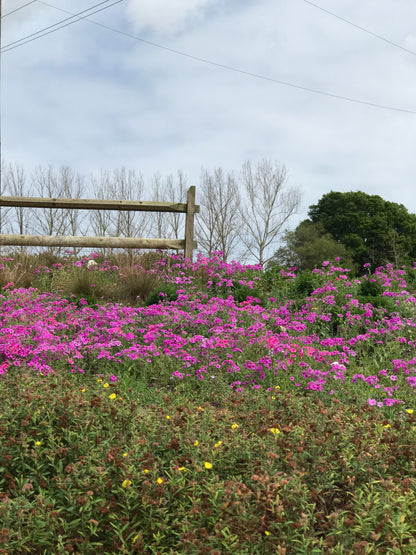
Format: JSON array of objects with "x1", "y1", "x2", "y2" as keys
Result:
[
  {"x1": 231, "y1": 424, "x2": 239, "y2": 430},
  {"x1": 407, "y1": 409, "x2": 414, "y2": 415},
  {"x1": 265, "y1": 530, "x2": 270, "y2": 536},
  {"x1": 81, "y1": 388, "x2": 86, "y2": 393},
  {"x1": 35, "y1": 441, "x2": 41, "y2": 446},
  {"x1": 214, "y1": 441, "x2": 222, "y2": 448},
  {"x1": 384, "y1": 424, "x2": 391, "y2": 428},
  {"x1": 270, "y1": 428, "x2": 280, "y2": 436},
  {"x1": 204, "y1": 462, "x2": 213, "y2": 469},
  {"x1": 144, "y1": 469, "x2": 149, "y2": 474},
  {"x1": 109, "y1": 393, "x2": 116, "y2": 400},
  {"x1": 178, "y1": 467, "x2": 187, "y2": 472},
  {"x1": 122, "y1": 479, "x2": 132, "y2": 488},
  {"x1": 122, "y1": 453, "x2": 128, "y2": 457},
  {"x1": 275, "y1": 385, "x2": 280, "y2": 389},
  {"x1": 97, "y1": 378, "x2": 103, "y2": 383},
  {"x1": 197, "y1": 406, "x2": 203, "y2": 411},
  {"x1": 103, "y1": 383, "x2": 109, "y2": 388},
  {"x1": 156, "y1": 477, "x2": 163, "y2": 485},
  {"x1": 193, "y1": 440, "x2": 199, "y2": 446},
  {"x1": 166, "y1": 415, "x2": 170, "y2": 420}
]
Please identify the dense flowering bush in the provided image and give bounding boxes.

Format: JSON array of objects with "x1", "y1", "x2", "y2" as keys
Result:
[
  {"x1": 2, "y1": 253, "x2": 416, "y2": 553},
  {"x1": 1, "y1": 253, "x2": 416, "y2": 413}
]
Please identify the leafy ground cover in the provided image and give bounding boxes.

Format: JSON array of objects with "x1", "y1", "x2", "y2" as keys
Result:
[{"x1": 1, "y1": 252, "x2": 416, "y2": 554}]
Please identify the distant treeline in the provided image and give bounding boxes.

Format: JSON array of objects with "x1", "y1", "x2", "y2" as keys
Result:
[{"x1": 0, "y1": 160, "x2": 301, "y2": 266}]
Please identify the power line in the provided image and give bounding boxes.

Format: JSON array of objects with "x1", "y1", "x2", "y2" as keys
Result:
[
  {"x1": 4, "y1": 0, "x2": 416, "y2": 115},
  {"x1": 1, "y1": 0, "x2": 124, "y2": 51},
  {"x1": 1, "y1": 1, "x2": 37, "y2": 18},
  {"x1": 302, "y1": 0, "x2": 416, "y2": 58}
]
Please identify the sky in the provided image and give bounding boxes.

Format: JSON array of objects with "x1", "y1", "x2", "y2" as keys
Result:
[{"x1": 1, "y1": 0, "x2": 416, "y2": 232}]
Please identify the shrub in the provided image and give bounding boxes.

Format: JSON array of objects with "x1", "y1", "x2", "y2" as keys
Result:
[
  {"x1": 118, "y1": 266, "x2": 162, "y2": 305},
  {"x1": 231, "y1": 283, "x2": 266, "y2": 306},
  {"x1": 145, "y1": 284, "x2": 178, "y2": 305},
  {"x1": 358, "y1": 278, "x2": 384, "y2": 298},
  {"x1": 289, "y1": 270, "x2": 320, "y2": 297},
  {"x1": 50, "y1": 262, "x2": 115, "y2": 302}
]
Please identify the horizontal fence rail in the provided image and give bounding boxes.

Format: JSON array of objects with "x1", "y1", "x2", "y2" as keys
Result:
[
  {"x1": 0, "y1": 234, "x2": 192, "y2": 250},
  {"x1": 0, "y1": 197, "x2": 191, "y2": 213},
  {"x1": 0, "y1": 186, "x2": 199, "y2": 259}
]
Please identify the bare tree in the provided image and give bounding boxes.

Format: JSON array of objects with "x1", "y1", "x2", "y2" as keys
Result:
[
  {"x1": 31, "y1": 166, "x2": 66, "y2": 254},
  {"x1": 148, "y1": 172, "x2": 168, "y2": 239},
  {"x1": 30, "y1": 165, "x2": 85, "y2": 254},
  {"x1": 196, "y1": 167, "x2": 241, "y2": 261},
  {"x1": 166, "y1": 170, "x2": 188, "y2": 240},
  {"x1": 89, "y1": 168, "x2": 150, "y2": 258},
  {"x1": 238, "y1": 160, "x2": 301, "y2": 267},
  {"x1": 90, "y1": 170, "x2": 114, "y2": 255},
  {"x1": 108, "y1": 167, "x2": 150, "y2": 239},
  {"x1": 3, "y1": 163, "x2": 27, "y2": 236},
  {"x1": 60, "y1": 166, "x2": 85, "y2": 240}
]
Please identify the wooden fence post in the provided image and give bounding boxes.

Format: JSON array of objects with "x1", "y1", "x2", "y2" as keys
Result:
[{"x1": 184, "y1": 186, "x2": 196, "y2": 260}]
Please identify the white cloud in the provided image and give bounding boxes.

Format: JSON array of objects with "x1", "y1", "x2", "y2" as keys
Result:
[
  {"x1": 3, "y1": 0, "x2": 416, "y2": 229},
  {"x1": 126, "y1": 0, "x2": 220, "y2": 35}
]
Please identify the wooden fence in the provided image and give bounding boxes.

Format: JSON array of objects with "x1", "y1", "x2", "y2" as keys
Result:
[{"x1": 0, "y1": 186, "x2": 199, "y2": 259}]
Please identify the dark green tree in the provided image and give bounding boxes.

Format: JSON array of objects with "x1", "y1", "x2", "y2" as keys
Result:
[
  {"x1": 270, "y1": 220, "x2": 354, "y2": 270},
  {"x1": 308, "y1": 191, "x2": 416, "y2": 271}
]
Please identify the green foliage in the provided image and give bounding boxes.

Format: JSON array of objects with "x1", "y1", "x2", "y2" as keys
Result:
[
  {"x1": 230, "y1": 283, "x2": 266, "y2": 306},
  {"x1": 271, "y1": 220, "x2": 354, "y2": 272},
  {"x1": 308, "y1": 191, "x2": 416, "y2": 272},
  {"x1": 259, "y1": 264, "x2": 288, "y2": 291},
  {"x1": 358, "y1": 278, "x2": 384, "y2": 298},
  {"x1": 287, "y1": 269, "x2": 320, "y2": 298},
  {"x1": 3, "y1": 252, "x2": 416, "y2": 552},
  {"x1": 63, "y1": 292, "x2": 100, "y2": 309},
  {"x1": 1, "y1": 371, "x2": 416, "y2": 553},
  {"x1": 145, "y1": 284, "x2": 178, "y2": 306},
  {"x1": 355, "y1": 278, "x2": 397, "y2": 311},
  {"x1": 405, "y1": 266, "x2": 416, "y2": 292},
  {"x1": 50, "y1": 263, "x2": 115, "y2": 302}
]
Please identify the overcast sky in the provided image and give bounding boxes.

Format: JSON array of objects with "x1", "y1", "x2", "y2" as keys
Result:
[{"x1": 1, "y1": 0, "x2": 416, "y2": 229}]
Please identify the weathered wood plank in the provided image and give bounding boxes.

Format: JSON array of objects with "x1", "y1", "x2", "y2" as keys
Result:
[
  {"x1": 0, "y1": 234, "x2": 197, "y2": 250},
  {"x1": 184, "y1": 186, "x2": 196, "y2": 260},
  {"x1": 0, "y1": 196, "x2": 200, "y2": 213}
]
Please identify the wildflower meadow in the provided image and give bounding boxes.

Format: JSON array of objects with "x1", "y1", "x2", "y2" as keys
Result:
[{"x1": 1, "y1": 251, "x2": 416, "y2": 554}]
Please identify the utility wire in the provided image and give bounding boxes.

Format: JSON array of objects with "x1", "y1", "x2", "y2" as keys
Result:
[
  {"x1": 1, "y1": 0, "x2": 124, "y2": 51},
  {"x1": 3, "y1": 0, "x2": 416, "y2": 115},
  {"x1": 302, "y1": 0, "x2": 416, "y2": 58},
  {"x1": 2, "y1": 1, "x2": 37, "y2": 18}
]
